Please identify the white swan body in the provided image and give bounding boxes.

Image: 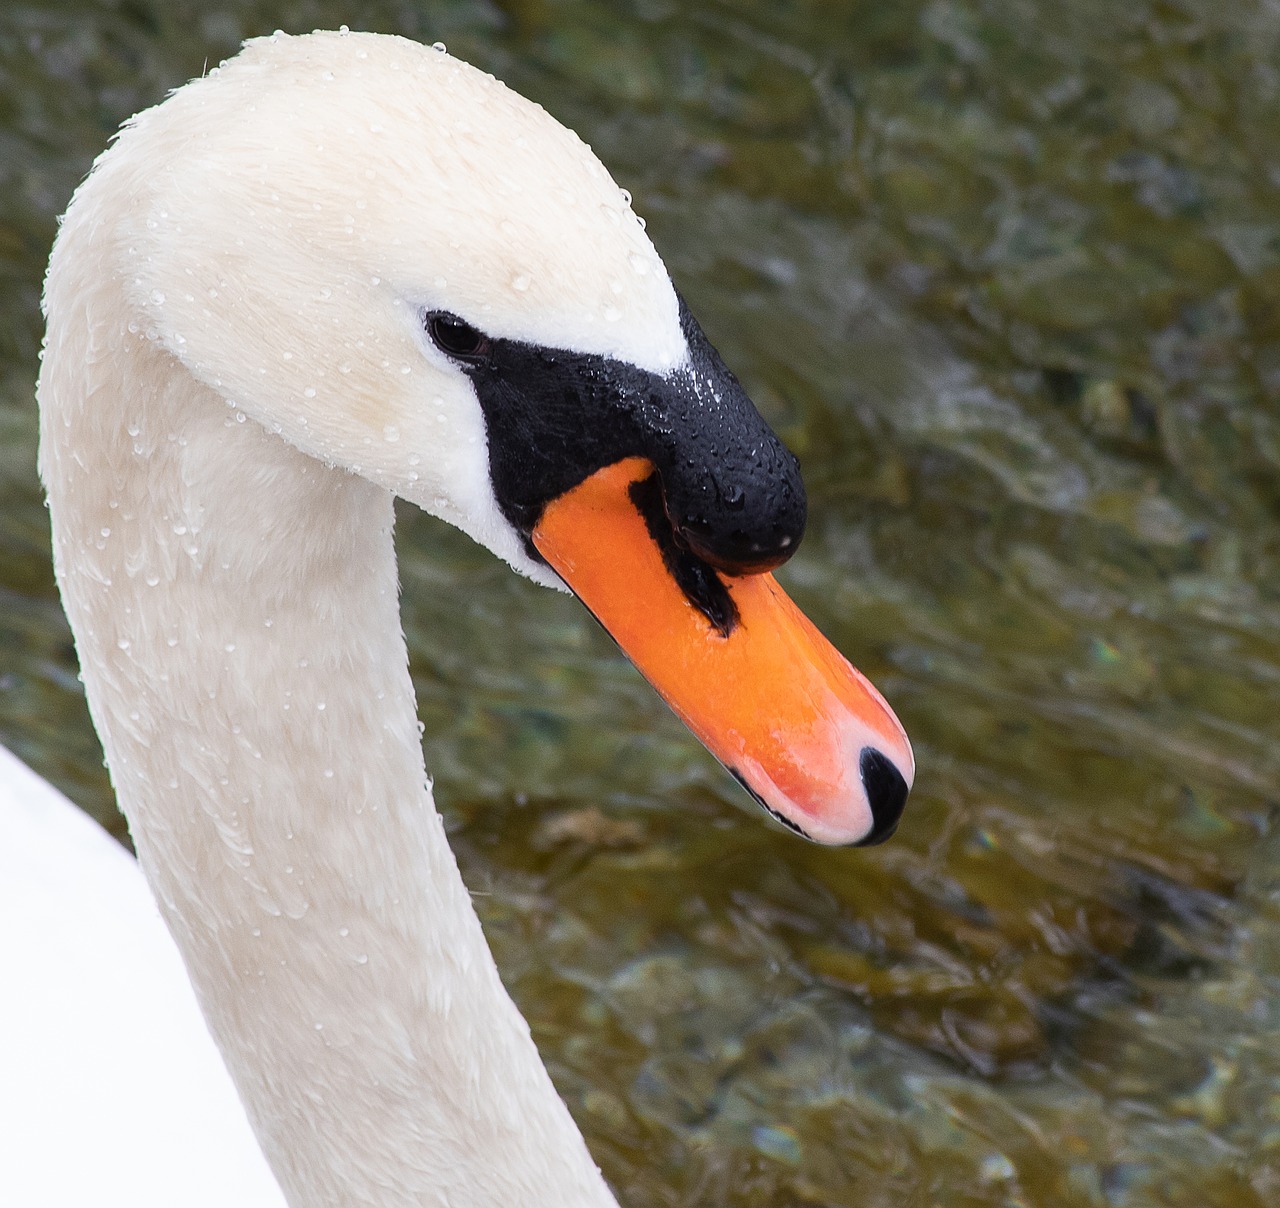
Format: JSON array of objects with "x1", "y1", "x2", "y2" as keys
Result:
[
  {"x1": 25, "y1": 29, "x2": 913, "y2": 1207},
  {"x1": 0, "y1": 744, "x2": 284, "y2": 1205}
]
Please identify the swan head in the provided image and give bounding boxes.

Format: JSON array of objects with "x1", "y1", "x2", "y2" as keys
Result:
[{"x1": 107, "y1": 30, "x2": 913, "y2": 845}]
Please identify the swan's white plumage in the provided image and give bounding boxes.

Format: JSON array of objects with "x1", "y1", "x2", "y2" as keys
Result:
[
  {"x1": 114, "y1": 30, "x2": 686, "y2": 586},
  {"x1": 20, "y1": 28, "x2": 702, "y2": 1207},
  {"x1": 0, "y1": 744, "x2": 284, "y2": 1205}
]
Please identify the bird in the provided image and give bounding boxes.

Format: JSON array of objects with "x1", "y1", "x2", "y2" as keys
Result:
[
  {"x1": 12, "y1": 28, "x2": 914, "y2": 1208},
  {"x1": 0, "y1": 741, "x2": 285, "y2": 1205}
]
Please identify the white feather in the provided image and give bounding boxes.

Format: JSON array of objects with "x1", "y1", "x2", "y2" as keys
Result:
[
  {"x1": 12, "y1": 28, "x2": 702, "y2": 1207},
  {"x1": 0, "y1": 744, "x2": 285, "y2": 1205}
]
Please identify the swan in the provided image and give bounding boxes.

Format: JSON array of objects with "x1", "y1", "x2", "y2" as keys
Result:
[
  {"x1": 14, "y1": 29, "x2": 914, "y2": 1207},
  {"x1": 1, "y1": 742, "x2": 285, "y2": 1205}
]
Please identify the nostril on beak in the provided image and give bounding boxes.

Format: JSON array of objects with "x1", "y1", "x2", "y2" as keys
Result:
[{"x1": 853, "y1": 748, "x2": 910, "y2": 847}]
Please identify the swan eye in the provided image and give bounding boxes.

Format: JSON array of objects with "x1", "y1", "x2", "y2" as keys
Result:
[{"x1": 426, "y1": 312, "x2": 491, "y2": 364}]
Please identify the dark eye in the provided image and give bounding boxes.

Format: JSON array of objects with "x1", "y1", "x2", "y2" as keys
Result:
[{"x1": 426, "y1": 312, "x2": 490, "y2": 363}]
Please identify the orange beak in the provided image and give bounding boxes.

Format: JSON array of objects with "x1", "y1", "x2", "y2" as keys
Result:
[{"x1": 532, "y1": 458, "x2": 914, "y2": 845}]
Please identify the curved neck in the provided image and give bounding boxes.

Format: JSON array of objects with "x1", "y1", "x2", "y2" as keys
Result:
[{"x1": 39, "y1": 243, "x2": 617, "y2": 1208}]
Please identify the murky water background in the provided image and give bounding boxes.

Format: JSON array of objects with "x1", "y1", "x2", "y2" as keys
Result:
[{"x1": 3, "y1": 1, "x2": 1279, "y2": 1203}]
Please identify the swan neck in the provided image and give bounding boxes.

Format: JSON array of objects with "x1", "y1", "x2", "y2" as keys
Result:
[{"x1": 38, "y1": 229, "x2": 617, "y2": 1207}]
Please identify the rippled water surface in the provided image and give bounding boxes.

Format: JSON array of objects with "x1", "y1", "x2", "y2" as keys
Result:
[{"x1": 3, "y1": 1, "x2": 1280, "y2": 1204}]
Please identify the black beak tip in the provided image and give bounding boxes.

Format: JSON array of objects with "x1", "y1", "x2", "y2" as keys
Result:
[{"x1": 853, "y1": 747, "x2": 910, "y2": 847}]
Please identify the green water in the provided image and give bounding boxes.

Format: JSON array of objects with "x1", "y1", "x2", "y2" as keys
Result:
[{"x1": 3, "y1": 1, "x2": 1279, "y2": 1203}]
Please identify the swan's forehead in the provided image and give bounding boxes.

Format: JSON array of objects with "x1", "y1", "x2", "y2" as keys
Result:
[{"x1": 204, "y1": 32, "x2": 684, "y2": 373}]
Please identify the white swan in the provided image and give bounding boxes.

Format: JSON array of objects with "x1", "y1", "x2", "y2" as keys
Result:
[
  {"x1": 1, "y1": 743, "x2": 284, "y2": 1205},
  {"x1": 14, "y1": 30, "x2": 914, "y2": 1207}
]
